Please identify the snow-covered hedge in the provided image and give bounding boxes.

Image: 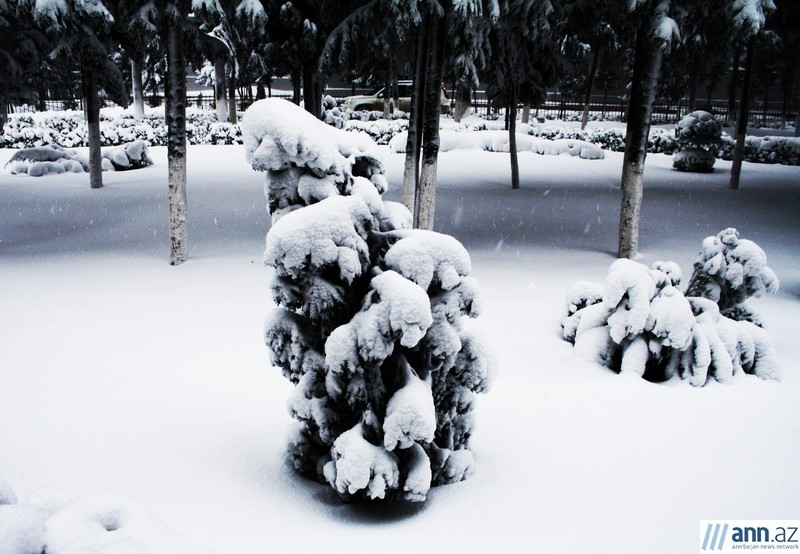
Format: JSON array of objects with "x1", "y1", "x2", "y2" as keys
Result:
[
  {"x1": 244, "y1": 98, "x2": 495, "y2": 502},
  {"x1": 0, "y1": 109, "x2": 242, "y2": 149},
  {"x1": 673, "y1": 111, "x2": 722, "y2": 172},
  {"x1": 561, "y1": 228, "x2": 780, "y2": 386}
]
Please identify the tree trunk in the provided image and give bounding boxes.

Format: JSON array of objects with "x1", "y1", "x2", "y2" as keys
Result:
[
  {"x1": 618, "y1": 18, "x2": 664, "y2": 259},
  {"x1": 522, "y1": 103, "x2": 530, "y2": 124},
  {"x1": 256, "y1": 82, "x2": 266, "y2": 100},
  {"x1": 131, "y1": 57, "x2": 145, "y2": 119},
  {"x1": 302, "y1": 62, "x2": 321, "y2": 118},
  {"x1": 214, "y1": 59, "x2": 228, "y2": 122},
  {"x1": 165, "y1": 2, "x2": 188, "y2": 265},
  {"x1": 403, "y1": 12, "x2": 429, "y2": 220},
  {"x1": 228, "y1": 66, "x2": 237, "y2": 122},
  {"x1": 509, "y1": 85, "x2": 520, "y2": 190},
  {"x1": 383, "y1": 77, "x2": 392, "y2": 118},
  {"x1": 581, "y1": 45, "x2": 602, "y2": 130},
  {"x1": 82, "y1": 68, "x2": 103, "y2": 190},
  {"x1": 417, "y1": 9, "x2": 447, "y2": 231},
  {"x1": 0, "y1": 97, "x2": 7, "y2": 135},
  {"x1": 454, "y1": 84, "x2": 471, "y2": 123},
  {"x1": 687, "y1": 56, "x2": 699, "y2": 113},
  {"x1": 291, "y1": 69, "x2": 301, "y2": 105},
  {"x1": 730, "y1": 37, "x2": 755, "y2": 191},
  {"x1": 727, "y1": 46, "x2": 741, "y2": 127}
]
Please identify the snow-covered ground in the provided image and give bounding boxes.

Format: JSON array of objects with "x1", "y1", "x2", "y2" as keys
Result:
[{"x1": 1, "y1": 143, "x2": 798, "y2": 553}]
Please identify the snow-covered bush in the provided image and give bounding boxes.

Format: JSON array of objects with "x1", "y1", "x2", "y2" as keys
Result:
[
  {"x1": 684, "y1": 227, "x2": 779, "y2": 326},
  {"x1": 5, "y1": 141, "x2": 153, "y2": 176},
  {"x1": 244, "y1": 98, "x2": 494, "y2": 502},
  {"x1": 561, "y1": 229, "x2": 780, "y2": 386},
  {"x1": 322, "y1": 95, "x2": 347, "y2": 129},
  {"x1": 673, "y1": 111, "x2": 722, "y2": 172}
]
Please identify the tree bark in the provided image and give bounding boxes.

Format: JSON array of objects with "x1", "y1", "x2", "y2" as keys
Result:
[
  {"x1": 403, "y1": 12, "x2": 429, "y2": 220},
  {"x1": 581, "y1": 45, "x2": 602, "y2": 130},
  {"x1": 618, "y1": 17, "x2": 663, "y2": 259},
  {"x1": 521, "y1": 102, "x2": 530, "y2": 124},
  {"x1": 454, "y1": 84, "x2": 471, "y2": 123},
  {"x1": 165, "y1": 2, "x2": 188, "y2": 265},
  {"x1": 417, "y1": 8, "x2": 447, "y2": 231},
  {"x1": 214, "y1": 58, "x2": 228, "y2": 122},
  {"x1": 291, "y1": 69, "x2": 301, "y2": 105},
  {"x1": 0, "y1": 97, "x2": 7, "y2": 135},
  {"x1": 302, "y1": 62, "x2": 321, "y2": 118},
  {"x1": 228, "y1": 65, "x2": 237, "y2": 122},
  {"x1": 82, "y1": 68, "x2": 103, "y2": 190},
  {"x1": 730, "y1": 37, "x2": 755, "y2": 191},
  {"x1": 509, "y1": 85, "x2": 520, "y2": 190},
  {"x1": 727, "y1": 46, "x2": 741, "y2": 127},
  {"x1": 687, "y1": 56, "x2": 699, "y2": 113},
  {"x1": 131, "y1": 57, "x2": 145, "y2": 119}
]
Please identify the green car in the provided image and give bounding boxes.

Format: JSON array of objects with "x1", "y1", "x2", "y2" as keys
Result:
[{"x1": 339, "y1": 80, "x2": 451, "y2": 114}]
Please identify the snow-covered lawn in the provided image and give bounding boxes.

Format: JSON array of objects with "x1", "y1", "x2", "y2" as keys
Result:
[{"x1": 1, "y1": 144, "x2": 798, "y2": 552}]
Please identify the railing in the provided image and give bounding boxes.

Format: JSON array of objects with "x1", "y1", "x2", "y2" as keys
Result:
[{"x1": 7, "y1": 91, "x2": 797, "y2": 129}]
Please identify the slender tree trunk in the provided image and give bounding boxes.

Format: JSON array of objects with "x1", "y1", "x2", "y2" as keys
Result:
[
  {"x1": 383, "y1": 76, "x2": 392, "y2": 118},
  {"x1": 727, "y1": 46, "x2": 741, "y2": 127},
  {"x1": 228, "y1": 66, "x2": 237, "y2": 122},
  {"x1": 687, "y1": 56, "x2": 699, "y2": 113},
  {"x1": 522, "y1": 103, "x2": 530, "y2": 124},
  {"x1": 165, "y1": 2, "x2": 188, "y2": 265},
  {"x1": 256, "y1": 82, "x2": 266, "y2": 100},
  {"x1": 417, "y1": 8, "x2": 447, "y2": 231},
  {"x1": 581, "y1": 45, "x2": 602, "y2": 130},
  {"x1": 730, "y1": 37, "x2": 755, "y2": 191},
  {"x1": 302, "y1": 63, "x2": 322, "y2": 118},
  {"x1": 618, "y1": 19, "x2": 663, "y2": 259},
  {"x1": 131, "y1": 57, "x2": 145, "y2": 119},
  {"x1": 82, "y1": 68, "x2": 103, "y2": 190},
  {"x1": 454, "y1": 84, "x2": 471, "y2": 123},
  {"x1": 509, "y1": 85, "x2": 520, "y2": 190},
  {"x1": 214, "y1": 59, "x2": 228, "y2": 122},
  {"x1": 403, "y1": 12, "x2": 429, "y2": 219},
  {"x1": 0, "y1": 97, "x2": 7, "y2": 135},
  {"x1": 780, "y1": 66, "x2": 791, "y2": 129}
]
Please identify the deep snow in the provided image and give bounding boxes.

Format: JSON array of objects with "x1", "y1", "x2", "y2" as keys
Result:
[{"x1": 1, "y1": 142, "x2": 799, "y2": 553}]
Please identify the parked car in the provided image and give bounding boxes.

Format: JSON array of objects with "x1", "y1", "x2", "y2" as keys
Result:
[{"x1": 339, "y1": 80, "x2": 450, "y2": 114}]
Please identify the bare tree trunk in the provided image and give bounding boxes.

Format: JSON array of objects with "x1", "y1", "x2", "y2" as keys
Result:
[
  {"x1": 581, "y1": 45, "x2": 602, "y2": 130},
  {"x1": 1, "y1": 97, "x2": 7, "y2": 135},
  {"x1": 131, "y1": 57, "x2": 145, "y2": 119},
  {"x1": 521, "y1": 103, "x2": 530, "y2": 124},
  {"x1": 417, "y1": 9, "x2": 447, "y2": 231},
  {"x1": 687, "y1": 56, "x2": 699, "y2": 113},
  {"x1": 82, "y1": 68, "x2": 103, "y2": 190},
  {"x1": 228, "y1": 66, "x2": 237, "y2": 122},
  {"x1": 454, "y1": 84, "x2": 471, "y2": 123},
  {"x1": 730, "y1": 37, "x2": 755, "y2": 191},
  {"x1": 727, "y1": 46, "x2": 741, "y2": 127},
  {"x1": 618, "y1": 18, "x2": 663, "y2": 259},
  {"x1": 509, "y1": 85, "x2": 520, "y2": 190},
  {"x1": 165, "y1": 2, "x2": 188, "y2": 265},
  {"x1": 302, "y1": 63, "x2": 322, "y2": 119},
  {"x1": 403, "y1": 12, "x2": 429, "y2": 219},
  {"x1": 291, "y1": 69, "x2": 301, "y2": 105},
  {"x1": 383, "y1": 77, "x2": 392, "y2": 118},
  {"x1": 214, "y1": 59, "x2": 228, "y2": 122}
]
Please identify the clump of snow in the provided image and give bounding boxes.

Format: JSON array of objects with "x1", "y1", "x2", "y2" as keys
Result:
[
  {"x1": 4, "y1": 142, "x2": 153, "y2": 177},
  {"x1": 0, "y1": 503, "x2": 45, "y2": 554},
  {"x1": 384, "y1": 229, "x2": 472, "y2": 291},
  {"x1": 562, "y1": 231, "x2": 781, "y2": 386},
  {"x1": 383, "y1": 363, "x2": 437, "y2": 451},
  {"x1": 324, "y1": 423, "x2": 400, "y2": 500}
]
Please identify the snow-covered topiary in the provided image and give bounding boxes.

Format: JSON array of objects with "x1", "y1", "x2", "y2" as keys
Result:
[
  {"x1": 561, "y1": 230, "x2": 780, "y2": 386},
  {"x1": 673, "y1": 110, "x2": 722, "y2": 172},
  {"x1": 245, "y1": 98, "x2": 494, "y2": 502}
]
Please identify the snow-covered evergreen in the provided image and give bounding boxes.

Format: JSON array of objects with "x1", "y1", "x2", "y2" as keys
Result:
[
  {"x1": 244, "y1": 98, "x2": 494, "y2": 501},
  {"x1": 673, "y1": 110, "x2": 722, "y2": 172},
  {"x1": 561, "y1": 229, "x2": 780, "y2": 386}
]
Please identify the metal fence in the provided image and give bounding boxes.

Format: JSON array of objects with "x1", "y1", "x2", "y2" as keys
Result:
[{"x1": 7, "y1": 91, "x2": 797, "y2": 129}]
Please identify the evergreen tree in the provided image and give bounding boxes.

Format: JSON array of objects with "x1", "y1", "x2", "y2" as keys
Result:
[
  {"x1": 25, "y1": 0, "x2": 129, "y2": 189},
  {"x1": 243, "y1": 98, "x2": 494, "y2": 502}
]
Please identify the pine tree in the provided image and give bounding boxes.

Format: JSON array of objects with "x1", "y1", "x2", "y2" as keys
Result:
[{"x1": 243, "y1": 98, "x2": 494, "y2": 502}]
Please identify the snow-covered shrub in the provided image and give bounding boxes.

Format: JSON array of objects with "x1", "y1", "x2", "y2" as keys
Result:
[
  {"x1": 673, "y1": 147, "x2": 716, "y2": 172},
  {"x1": 5, "y1": 141, "x2": 153, "y2": 176},
  {"x1": 684, "y1": 227, "x2": 779, "y2": 326},
  {"x1": 561, "y1": 230, "x2": 780, "y2": 386},
  {"x1": 244, "y1": 98, "x2": 494, "y2": 502},
  {"x1": 673, "y1": 111, "x2": 722, "y2": 172},
  {"x1": 322, "y1": 95, "x2": 348, "y2": 129}
]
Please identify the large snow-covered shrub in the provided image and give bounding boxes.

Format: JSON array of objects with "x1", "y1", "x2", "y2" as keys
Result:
[
  {"x1": 561, "y1": 229, "x2": 780, "y2": 386},
  {"x1": 673, "y1": 111, "x2": 722, "y2": 172},
  {"x1": 5, "y1": 142, "x2": 153, "y2": 176},
  {"x1": 245, "y1": 98, "x2": 494, "y2": 502}
]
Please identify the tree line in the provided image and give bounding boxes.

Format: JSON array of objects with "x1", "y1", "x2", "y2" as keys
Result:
[{"x1": 1, "y1": 0, "x2": 796, "y2": 264}]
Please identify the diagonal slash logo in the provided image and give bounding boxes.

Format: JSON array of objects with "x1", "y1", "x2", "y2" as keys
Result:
[{"x1": 702, "y1": 523, "x2": 729, "y2": 551}]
